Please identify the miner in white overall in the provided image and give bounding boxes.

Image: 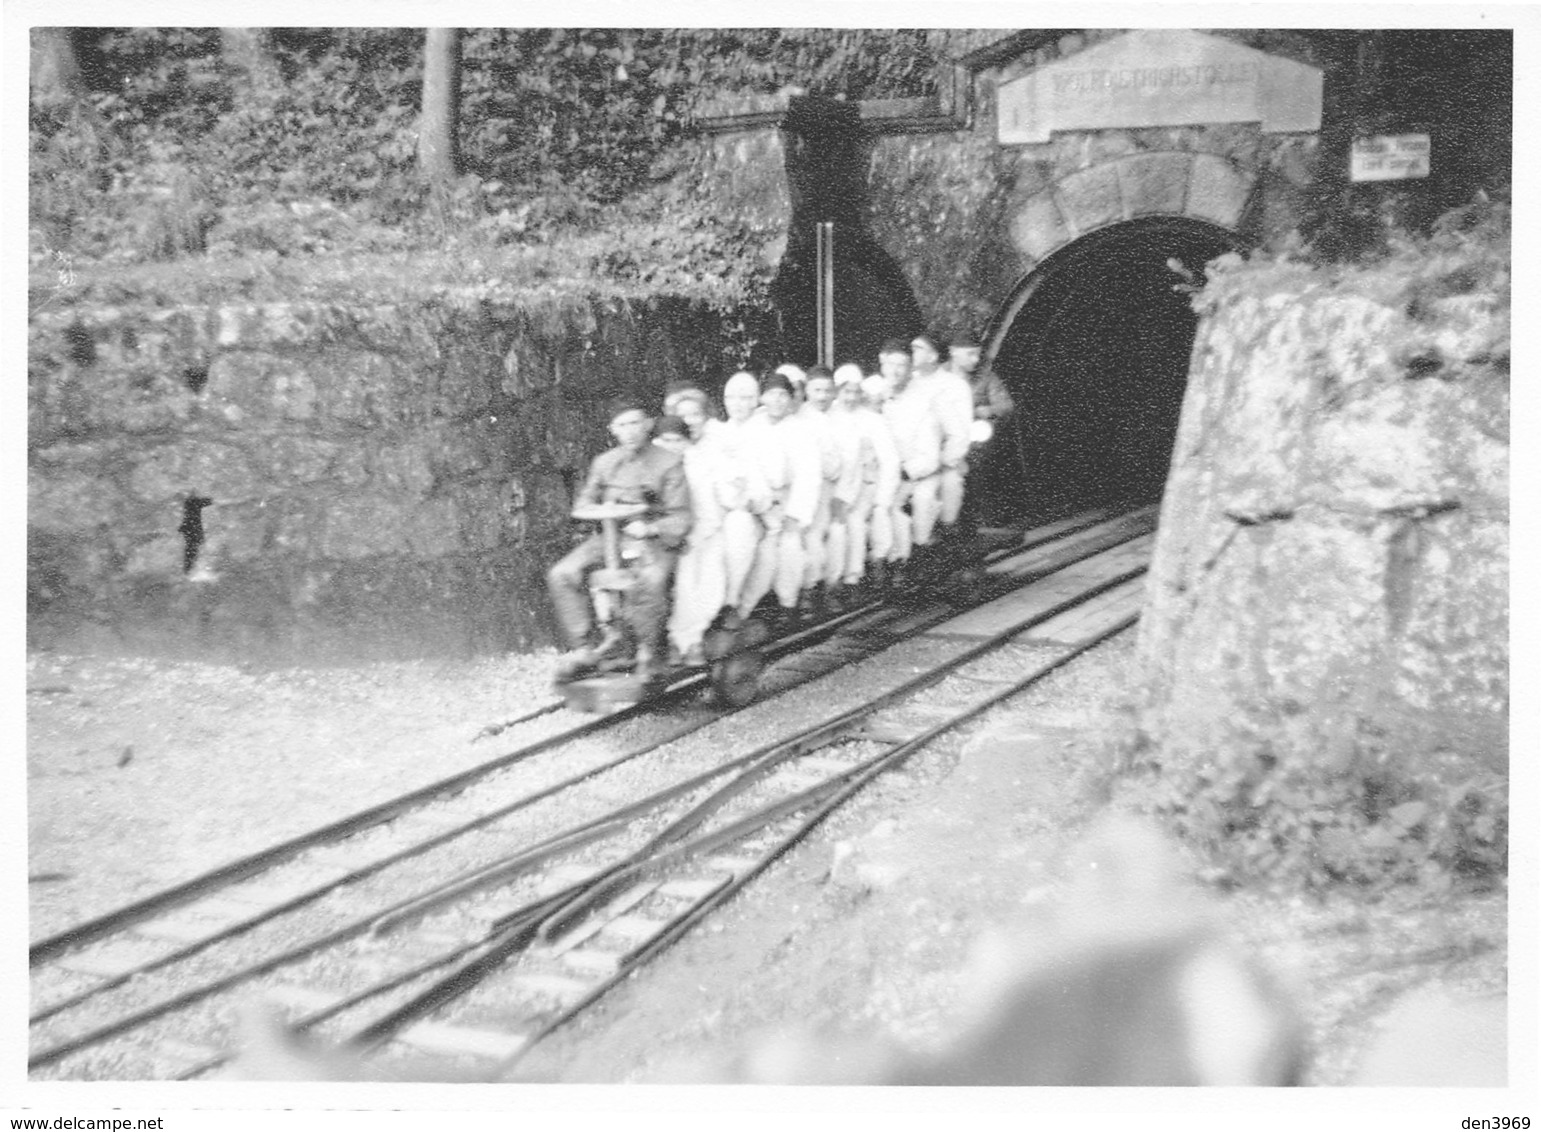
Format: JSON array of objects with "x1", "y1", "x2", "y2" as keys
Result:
[
  {"x1": 828, "y1": 363, "x2": 888, "y2": 602},
  {"x1": 880, "y1": 338, "x2": 944, "y2": 580},
  {"x1": 659, "y1": 387, "x2": 741, "y2": 665},
  {"x1": 858, "y1": 371, "x2": 906, "y2": 592},
  {"x1": 737, "y1": 370, "x2": 821, "y2": 630},
  {"x1": 796, "y1": 365, "x2": 853, "y2": 617},
  {"x1": 704, "y1": 372, "x2": 776, "y2": 629}
]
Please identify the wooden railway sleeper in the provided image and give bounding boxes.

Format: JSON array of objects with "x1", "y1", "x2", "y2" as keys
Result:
[
  {"x1": 534, "y1": 569, "x2": 1152, "y2": 945},
  {"x1": 328, "y1": 608, "x2": 1149, "y2": 1078},
  {"x1": 487, "y1": 874, "x2": 738, "y2": 1074},
  {"x1": 348, "y1": 874, "x2": 740, "y2": 1075},
  {"x1": 31, "y1": 859, "x2": 616, "y2": 1073},
  {"x1": 396, "y1": 613, "x2": 1077, "y2": 941},
  {"x1": 365, "y1": 725, "x2": 860, "y2": 940}
]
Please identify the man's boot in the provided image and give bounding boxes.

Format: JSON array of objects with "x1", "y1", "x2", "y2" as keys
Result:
[
  {"x1": 795, "y1": 587, "x2": 819, "y2": 627},
  {"x1": 555, "y1": 633, "x2": 601, "y2": 681},
  {"x1": 825, "y1": 583, "x2": 848, "y2": 616},
  {"x1": 764, "y1": 603, "x2": 794, "y2": 637},
  {"x1": 592, "y1": 624, "x2": 632, "y2": 672},
  {"x1": 634, "y1": 640, "x2": 668, "y2": 687},
  {"x1": 907, "y1": 543, "x2": 933, "y2": 587},
  {"x1": 868, "y1": 559, "x2": 888, "y2": 597}
]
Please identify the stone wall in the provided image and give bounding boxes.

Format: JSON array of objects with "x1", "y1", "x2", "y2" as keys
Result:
[
  {"x1": 28, "y1": 294, "x2": 738, "y2": 664},
  {"x1": 689, "y1": 30, "x2": 1333, "y2": 353},
  {"x1": 863, "y1": 30, "x2": 1326, "y2": 336},
  {"x1": 1134, "y1": 233, "x2": 1509, "y2": 780}
]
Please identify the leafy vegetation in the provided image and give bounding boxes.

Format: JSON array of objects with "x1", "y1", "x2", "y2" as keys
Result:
[
  {"x1": 29, "y1": 27, "x2": 938, "y2": 303},
  {"x1": 1127, "y1": 734, "x2": 1508, "y2": 896},
  {"x1": 1200, "y1": 191, "x2": 1511, "y2": 369}
]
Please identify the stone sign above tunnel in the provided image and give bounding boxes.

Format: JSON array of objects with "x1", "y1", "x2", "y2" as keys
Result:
[{"x1": 998, "y1": 30, "x2": 1323, "y2": 144}]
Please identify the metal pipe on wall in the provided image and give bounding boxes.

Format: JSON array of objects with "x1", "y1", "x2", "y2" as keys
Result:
[{"x1": 816, "y1": 221, "x2": 835, "y2": 368}]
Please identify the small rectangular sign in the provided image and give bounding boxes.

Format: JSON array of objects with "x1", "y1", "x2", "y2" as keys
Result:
[{"x1": 1351, "y1": 134, "x2": 1431, "y2": 181}]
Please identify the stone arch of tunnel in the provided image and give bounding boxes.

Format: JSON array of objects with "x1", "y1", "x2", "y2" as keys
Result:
[{"x1": 975, "y1": 215, "x2": 1245, "y2": 525}]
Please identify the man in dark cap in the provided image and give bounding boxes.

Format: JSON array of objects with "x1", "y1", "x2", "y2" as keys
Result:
[
  {"x1": 547, "y1": 394, "x2": 692, "y2": 681},
  {"x1": 948, "y1": 331, "x2": 1016, "y2": 531},
  {"x1": 948, "y1": 332, "x2": 1014, "y2": 427}
]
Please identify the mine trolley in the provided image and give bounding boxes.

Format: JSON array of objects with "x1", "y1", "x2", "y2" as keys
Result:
[{"x1": 553, "y1": 500, "x2": 770, "y2": 714}]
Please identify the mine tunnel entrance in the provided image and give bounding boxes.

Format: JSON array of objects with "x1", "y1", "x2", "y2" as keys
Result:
[{"x1": 977, "y1": 216, "x2": 1243, "y2": 525}]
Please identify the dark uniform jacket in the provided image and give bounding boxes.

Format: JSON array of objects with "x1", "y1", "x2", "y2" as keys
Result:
[
  {"x1": 575, "y1": 443, "x2": 692, "y2": 550},
  {"x1": 969, "y1": 369, "x2": 1016, "y2": 422}
]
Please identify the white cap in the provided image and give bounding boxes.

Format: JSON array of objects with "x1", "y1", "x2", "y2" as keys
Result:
[
  {"x1": 664, "y1": 386, "x2": 708, "y2": 412},
  {"x1": 833, "y1": 363, "x2": 865, "y2": 387},
  {"x1": 860, "y1": 374, "x2": 890, "y2": 401},
  {"x1": 724, "y1": 371, "x2": 760, "y2": 397},
  {"x1": 774, "y1": 363, "x2": 807, "y2": 388}
]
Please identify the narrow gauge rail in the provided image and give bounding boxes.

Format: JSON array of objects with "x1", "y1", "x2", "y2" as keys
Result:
[
  {"x1": 278, "y1": 585, "x2": 1145, "y2": 1083},
  {"x1": 30, "y1": 506, "x2": 1138, "y2": 976},
  {"x1": 30, "y1": 508, "x2": 1155, "y2": 1079},
  {"x1": 31, "y1": 506, "x2": 1128, "y2": 969}
]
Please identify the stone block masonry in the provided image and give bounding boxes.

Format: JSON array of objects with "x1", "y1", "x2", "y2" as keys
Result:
[
  {"x1": 28, "y1": 294, "x2": 737, "y2": 665},
  {"x1": 861, "y1": 30, "x2": 1322, "y2": 339}
]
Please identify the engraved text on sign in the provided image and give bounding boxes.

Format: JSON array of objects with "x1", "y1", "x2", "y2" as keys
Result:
[{"x1": 998, "y1": 30, "x2": 1323, "y2": 144}]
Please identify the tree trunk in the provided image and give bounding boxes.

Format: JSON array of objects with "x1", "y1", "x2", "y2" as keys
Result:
[
  {"x1": 1308, "y1": 30, "x2": 1374, "y2": 260},
  {"x1": 30, "y1": 27, "x2": 89, "y2": 105},
  {"x1": 418, "y1": 28, "x2": 462, "y2": 199},
  {"x1": 30, "y1": 27, "x2": 112, "y2": 171}
]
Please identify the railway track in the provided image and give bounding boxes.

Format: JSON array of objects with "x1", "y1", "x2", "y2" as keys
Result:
[{"x1": 29, "y1": 505, "x2": 1157, "y2": 1080}]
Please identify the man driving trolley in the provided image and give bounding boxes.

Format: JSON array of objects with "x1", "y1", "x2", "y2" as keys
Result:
[{"x1": 547, "y1": 394, "x2": 692, "y2": 683}]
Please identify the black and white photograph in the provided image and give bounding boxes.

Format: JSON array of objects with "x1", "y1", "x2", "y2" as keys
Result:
[{"x1": 9, "y1": 6, "x2": 1533, "y2": 1128}]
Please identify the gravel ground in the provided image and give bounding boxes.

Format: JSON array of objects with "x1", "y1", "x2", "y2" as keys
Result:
[
  {"x1": 25, "y1": 648, "x2": 564, "y2": 939},
  {"x1": 21, "y1": 635, "x2": 1513, "y2": 1108}
]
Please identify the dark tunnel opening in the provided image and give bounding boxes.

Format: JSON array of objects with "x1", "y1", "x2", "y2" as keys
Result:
[{"x1": 976, "y1": 217, "x2": 1244, "y2": 525}]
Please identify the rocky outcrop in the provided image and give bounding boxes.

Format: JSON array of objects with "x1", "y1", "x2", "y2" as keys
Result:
[{"x1": 1136, "y1": 225, "x2": 1509, "y2": 788}]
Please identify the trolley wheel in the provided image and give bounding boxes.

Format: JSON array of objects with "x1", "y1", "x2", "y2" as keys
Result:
[
  {"x1": 709, "y1": 648, "x2": 764, "y2": 709},
  {"x1": 944, "y1": 565, "x2": 987, "y2": 604},
  {"x1": 704, "y1": 616, "x2": 771, "y2": 661},
  {"x1": 736, "y1": 617, "x2": 772, "y2": 651},
  {"x1": 702, "y1": 625, "x2": 737, "y2": 662}
]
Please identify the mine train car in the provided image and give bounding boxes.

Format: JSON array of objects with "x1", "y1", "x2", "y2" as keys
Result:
[
  {"x1": 552, "y1": 500, "x2": 985, "y2": 715},
  {"x1": 551, "y1": 501, "x2": 771, "y2": 715}
]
